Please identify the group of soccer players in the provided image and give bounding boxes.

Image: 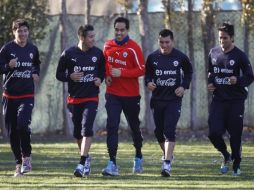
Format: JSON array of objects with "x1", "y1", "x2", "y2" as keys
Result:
[{"x1": 0, "y1": 17, "x2": 253, "y2": 178}]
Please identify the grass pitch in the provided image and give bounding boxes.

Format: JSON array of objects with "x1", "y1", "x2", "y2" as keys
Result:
[{"x1": 0, "y1": 139, "x2": 253, "y2": 190}]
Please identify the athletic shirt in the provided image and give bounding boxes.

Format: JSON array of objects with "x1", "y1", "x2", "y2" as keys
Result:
[
  {"x1": 0, "y1": 41, "x2": 40, "y2": 99},
  {"x1": 103, "y1": 38, "x2": 145, "y2": 97},
  {"x1": 145, "y1": 48, "x2": 193, "y2": 101},
  {"x1": 56, "y1": 46, "x2": 105, "y2": 104},
  {"x1": 208, "y1": 46, "x2": 254, "y2": 101}
]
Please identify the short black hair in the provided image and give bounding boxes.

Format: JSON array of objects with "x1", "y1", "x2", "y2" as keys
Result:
[
  {"x1": 12, "y1": 19, "x2": 29, "y2": 30},
  {"x1": 114, "y1": 17, "x2": 129, "y2": 30},
  {"x1": 218, "y1": 22, "x2": 234, "y2": 37},
  {"x1": 159, "y1": 29, "x2": 174, "y2": 40},
  {"x1": 78, "y1": 25, "x2": 94, "y2": 37}
]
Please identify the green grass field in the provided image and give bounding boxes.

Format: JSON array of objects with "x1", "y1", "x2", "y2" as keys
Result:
[{"x1": 0, "y1": 139, "x2": 253, "y2": 190}]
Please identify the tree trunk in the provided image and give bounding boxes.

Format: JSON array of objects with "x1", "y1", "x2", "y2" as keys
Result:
[
  {"x1": 201, "y1": 0, "x2": 215, "y2": 105},
  {"x1": 60, "y1": 0, "x2": 72, "y2": 136},
  {"x1": 187, "y1": 0, "x2": 197, "y2": 129},
  {"x1": 84, "y1": 0, "x2": 91, "y2": 25},
  {"x1": 162, "y1": 0, "x2": 172, "y2": 29},
  {"x1": 137, "y1": 0, "x2": 154, "y2": 134}
]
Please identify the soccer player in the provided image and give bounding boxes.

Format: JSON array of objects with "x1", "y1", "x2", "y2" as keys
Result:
[
  {"x1": 56, "y1": 25, "x2": 105, "y2": 177},
  {"x1": 102, "y1": 17, "x2": 145, "y2": 176},
  {"x1": 145, "y1": 29, "x2": 192, "y2": 177},
  {"x1": 0, "y1": 19, "x2": 41, "y2": 177},
  {"x1": 207, "y1": 22, "x2": 254, "y2": 176}
]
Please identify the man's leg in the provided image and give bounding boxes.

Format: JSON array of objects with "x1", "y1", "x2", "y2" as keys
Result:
[
  {"x1": 152, "y1": 100, "x2": 166, "y2": 157},
  {"x1": 71, "y1": 104, "x2": 83, "y2": 151},
  {"x1": 16, "y1": 98, "x2": 34, "y2": 174},
  {"x1": 102, "y1": 94, "x2": 121, "y2": 176},
  {"x1": 227, "y1": 100, "x2": 244, "y2": 176},
  {"x1": 208, "y1": 100, "x2": 230, "y2": 174},
  {"x1": 161, "y1": 100, "x2": 181, "y2": 177},
  {"x1": 74, "y1": 101, "x2": 98, "y2": 177},
  {"x1": 122, "y1": 96, "x2": 143, "y2": 173}
]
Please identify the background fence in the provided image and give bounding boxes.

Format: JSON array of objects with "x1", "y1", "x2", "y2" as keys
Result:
[{"x1": 29, "y1": 10, "x2": 254, "y2": 134}]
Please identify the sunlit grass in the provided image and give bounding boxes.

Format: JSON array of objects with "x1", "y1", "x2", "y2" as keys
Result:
[{"x1": 0, "y1": 140, "x2": 253, "y2": 190}]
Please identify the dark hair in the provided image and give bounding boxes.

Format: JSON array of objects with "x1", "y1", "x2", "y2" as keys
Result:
[
  {"x1": 12, "y1": 19, "x2": 29, "y2": 30},
  {"x1": 159, "y1": 29, "x2": 174, "y2": 40},
  {"x1": 78, "y1": 25, "x2": 94, "y2": 37},
  {"x1": 114, "y1": 17, "x2": 129, "y2": 30},
  {"x1": 218, "y1": 22, "x2": 234, "y2": 37}
]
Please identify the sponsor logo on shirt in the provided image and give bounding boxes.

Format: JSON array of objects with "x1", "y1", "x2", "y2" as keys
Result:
[
  {"x1": 215, "y1": 76, "x2": 231, "y2": 85},
  {"x1": 156, "y1": 78, "x2": 176, "y2": 86}
]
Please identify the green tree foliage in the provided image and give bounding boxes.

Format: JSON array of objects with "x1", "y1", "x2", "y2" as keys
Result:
[
  {"x1": 241, "y1": 0, "x2": 254, "y2": 28},
  {"x1": 0, "y1": 0, "x2": 49, "y2": 46}
]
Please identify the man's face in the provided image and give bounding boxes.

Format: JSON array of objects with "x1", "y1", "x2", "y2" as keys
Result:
[
  {"x1": 219, "y1": 31, "x2": 233, "y2": 51},
  {"x1": 114, "y1": 22, "x2": 128, "y2": 42},
  {"x1": 82, "y1": 30, "x2": 95, "y2": 49},
  {"x1": 13, "y1": 25, "x2": 29, "y2": 45},
  {"x1": 158, "y1": 35, "x2": 174, "y2": 55}
]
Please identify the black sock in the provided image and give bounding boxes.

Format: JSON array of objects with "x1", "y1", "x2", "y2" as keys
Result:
[
  {"x1": 165, "y1": 160, "x2": 171, "y2": 164},
  {"x1": 110, "y1": 156, "x2": 116, "y2": 165},
  {"x1": 135, "y1": 148, "x2": 142, "y2": 159},
  {"x1": 79, "y1": 156, "x2": 87, "y2": 165}
]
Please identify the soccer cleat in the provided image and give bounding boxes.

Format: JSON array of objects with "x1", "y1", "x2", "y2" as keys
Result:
[
  {"x1": 14, "y1": 164, "x2": 23, "y2": 177},
  {"x1": 83, "y1": 156, "x2": 91, "y2": 176},
  {"x1": 161, "y1": 161, "x2": 171, "y2": 177},
  {"x1": 21, "y1": 157, "x2": 32, "y2": 173},
  {"x1": 74, "y1": 164, "x2": 85, "y2": 177},
  {"x1": 220, "y1": 158, "x2": 231, "y2": 174},
  {"x1": 133, "y1": 157, "x2": 143, "y2": 173},
  {"x1": 102, "y1": 161, "x2": 119, "y2": 176}
]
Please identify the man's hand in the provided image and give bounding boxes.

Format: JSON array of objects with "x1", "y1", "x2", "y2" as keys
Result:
[
  {"x1": 105, "y1": 76, "x2": 112, "y2": 86},
  {"x1": 9, "y1": 58, "x2": 18, "y2": 68},
  {"x1": 110, "y1": 68, "x2": 121, "y2": 77},
  {"x1": 147, "y1": 82, "x2": 156, "y2": 91},
  {"x1": 208, "y1": 83, "x2": 216, "y2": 92},
  {"x1": 229, "y1": 76, "x2": 237, "y2": 85},
  {"x1": 70, "y1": 72, "x2": 84, "y2": 82},
  {"x1": 94, "y1": 77, "x2": 101, "y2": 87},
  {"x1": 32, "y1": 74, "x2": 39, "y2": 82},
  {"x1": 175, "y1": 86, "x2": 185, "y2": 97}
]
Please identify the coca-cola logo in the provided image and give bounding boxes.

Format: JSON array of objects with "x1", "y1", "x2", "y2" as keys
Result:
[
  {"x1": 156, "y1": 78, "x2": 176, "y2": 86},
  {"x1": 12, "y1": 70, "x2": 31, "y2": 78}
]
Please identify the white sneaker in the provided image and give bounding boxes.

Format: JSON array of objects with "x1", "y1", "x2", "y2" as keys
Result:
[
  {"x1": 21, "y1": 157, "x2": 32, "y2": 173},
  {"x1": 14, "y1": 164, "x2": 23, "y2": 177},
  {"x1": 161, "y1": 161, "x2": 171, "y2": 177}
]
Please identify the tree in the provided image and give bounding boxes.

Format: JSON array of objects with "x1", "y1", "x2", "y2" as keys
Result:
[
  {"x1": 0, "y1": 0, "x2": 49, "y2": 136},
  {"x1": 137, "y1": 0, "x2": 154, "y2": 134},
  {"x1": 241, "y1": 0, "x2": 254, "y2": 55},
  {"x1": 187, "y1": 0, "x2": 197, "y2": 129},
  {"x1": 84, "y1": 0, "x2": 92, "y2": 25},
  {"x1": 201, "y1": 0, "x2": 216, "y2": 77}
]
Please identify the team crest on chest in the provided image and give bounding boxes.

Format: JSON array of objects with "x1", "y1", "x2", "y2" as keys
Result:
[
  {"x1": 229, "y1": 60, "x2": 235, "y2": 66},
  {"x1": 92, "y1": 56, "x2": 97, "y2": 62},
  {"x1": 173, "y1": 61, "x2": 179, "y2": 67},
  {"x1": 123, "y1": 52, "x2": 128, "y2": 58},
  {"x1": 30, "y1": 53, "x2": 33, "y2": 59}
]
